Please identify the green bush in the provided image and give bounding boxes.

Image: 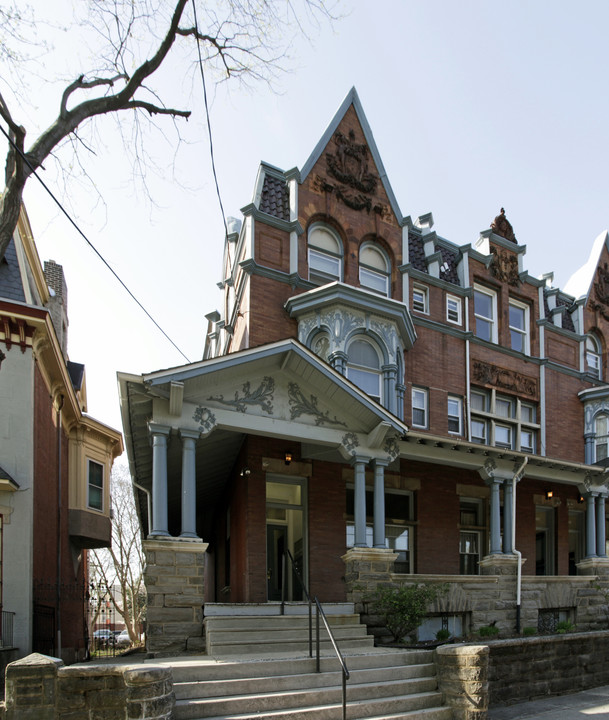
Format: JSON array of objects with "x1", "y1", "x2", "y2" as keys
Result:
[
  {"x1": 556, "y1": 620, "x2": 575, "y2": 634},
  {"x1": 523, "y1": 626, "x2": 536, "y2": 636},
  {"x1": 368, "y1": 583, "x2": 447, "y2": 643},
  {"x1": 435, "y1": 628, "x2": 451, "y2": 642},
  {"x1": 478, "y1": 624, "x2": 499, "y2": 638}
]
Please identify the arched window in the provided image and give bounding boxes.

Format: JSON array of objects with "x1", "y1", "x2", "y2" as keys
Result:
[
  {"x1": 308, "y1": 224, "x2": 343, "y2": 285},
  {"x1": 359, "y1": 243, "x2": 390, "y2": 296},
  {"x1": 595, "y1": 414, "x2": 609, "y2": 463},
  {"x1": 346, "y1": 338, "x2": 382, "y2": 403},
  {"x1": 586, "y1": 334, "x2": 602, "y2": 379}
]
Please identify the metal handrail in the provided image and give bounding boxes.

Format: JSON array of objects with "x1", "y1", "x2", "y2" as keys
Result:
[{"x1": 282, "y1": 551, "x2": 350, "y2": 720}]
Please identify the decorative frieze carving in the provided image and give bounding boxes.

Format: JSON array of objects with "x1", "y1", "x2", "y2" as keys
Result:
[
  {"x1": 288, "y1": 382, "x2": 347, "y2": 427},
  {"x1": 490, "y1": 246, "x2": 519, "y2": 286},
  {"x1": 341, "y1": 432, "x2": 360, "y2": 456},
  {"x1": 192, "y1": 406, "x2": 216, "y2": 433},
  {"x1": 473, "y1": 361, "x2": 537, "y2": 397},
  {"x1": 383, "y1": 435, "x2": 400, "y2": 462},
  {"x1": 208, "y1": 376, "x2": 274, "y2": 414},
  {"x1": 592, "y1": 263, "x2": 609, "y2": 321}
]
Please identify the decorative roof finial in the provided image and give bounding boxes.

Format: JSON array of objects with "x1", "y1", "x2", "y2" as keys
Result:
[{"x1": 491, "y1": 208, "x2": 517, "y2": 243}]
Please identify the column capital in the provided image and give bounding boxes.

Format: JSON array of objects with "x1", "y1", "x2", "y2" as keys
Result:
[
  {"x1": 148, "y1": 422, "x2": 171, "y2": 437},
  {"x1": 350, "y1": 455, "x2": 370, "y2": 467},
  {"x1": 372, "y1": 457, "x2": 390, "y2": 469},
  {"x1": 179, "y1": 429, "x2": 201, "y2": 442}
]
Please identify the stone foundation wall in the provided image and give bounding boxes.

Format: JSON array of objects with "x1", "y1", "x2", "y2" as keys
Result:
[
  {"x1": 144, "y1": 538, "x2": 208, "y2": 655},
  {"x1": 486, "y1": 631, "x2": 609, "y2": 705},
  {"x1": 343, "y1": 548, "x2": 609, "y2": 638},
  {"x1": 2, "y1": 653, "x2": 174, "y2": 720},
  {"x1": 436, "y1": 645, "x2": 489, "y2": 720}
]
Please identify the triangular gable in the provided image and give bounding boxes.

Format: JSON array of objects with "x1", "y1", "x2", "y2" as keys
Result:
[{"x1": 300, "y1": 87, "x2": 405, "y2": 225}]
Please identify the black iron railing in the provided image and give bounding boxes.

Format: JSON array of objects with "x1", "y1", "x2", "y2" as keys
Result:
[
  {"x1": 1, "y1": 611, "x2": 15, "y2": 648},
  {"x1": 282, "y1": 550, "x2": 350, "y2": 720}
]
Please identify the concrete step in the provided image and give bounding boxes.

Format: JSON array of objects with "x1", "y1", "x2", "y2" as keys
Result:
[
  {"x1": 179, "y1": 708, "x2": 452, "y2": 720},
  {"x1": 206, "y1": 624, "x2": 370, "y2": 644},
  {"x1": 204, "y1": 602, "x2": 355, "y2": 616},
  {"x1": 205, "y1": 613, "x2": 362, "y2": 629},
  {"x1": 207, "y1": 635, "x2": 375, "y2": 656}
]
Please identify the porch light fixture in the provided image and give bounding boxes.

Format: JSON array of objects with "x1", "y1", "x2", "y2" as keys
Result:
[
  {"x1": 545, "y1": 489, "x2": 553, "y2": 499},
  {"x1": 578, "y1": 494, "x2": 585, "y2": 504},
  {"x1": 240, "y1": 467, "x2": 251, "y2": 477},
  {"x1": 284, "y1": 452, "x2": 292, "y2": 465}
]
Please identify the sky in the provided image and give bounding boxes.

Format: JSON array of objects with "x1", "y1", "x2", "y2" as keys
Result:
[{"x1": 6, "y1": 0, "x2": 609, "y2": 444}]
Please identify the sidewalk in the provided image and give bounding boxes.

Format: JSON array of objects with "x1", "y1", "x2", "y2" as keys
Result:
[{"x1": 489, "y1": 685, "x2": 609, "y2": 719}]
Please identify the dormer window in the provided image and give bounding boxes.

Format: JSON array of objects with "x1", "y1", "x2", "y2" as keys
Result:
[
  {"x1": 308, "y1": 224, "x2": 343, "y2": 285},
  {"x1": 359, "y1": 243, "x2": 390, "y2": 296}
]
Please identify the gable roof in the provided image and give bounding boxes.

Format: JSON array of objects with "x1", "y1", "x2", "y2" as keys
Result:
[
  {"x1": 300, "y1": 87, "x2": 405, "y2": 225},
  {"x1": 564, "y1": 230, "x2": 609, "y2": 300}
]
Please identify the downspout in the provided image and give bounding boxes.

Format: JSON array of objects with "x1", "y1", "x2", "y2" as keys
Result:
[
  {"x1": 512, "y1": 456, "x2": 528, "y2": 634},
  {"x1": 56, "y1": 394, "x2": 65, "y2": 660}
]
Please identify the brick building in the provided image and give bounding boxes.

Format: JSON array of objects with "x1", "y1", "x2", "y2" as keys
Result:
[
  {"x1": 119, "y1": 88, "x2": 609, "y2": 651},
  {"x1": 0, "y1": 206, "x2": 123, "y2": 666}
]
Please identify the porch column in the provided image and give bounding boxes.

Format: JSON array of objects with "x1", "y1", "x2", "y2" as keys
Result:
[
  {"x1": 179, "y1": 430, "x2": 200, "y2": 539},
  {"x1": 372, "y1": 459, "x2": 388, "y2": 548},
  {"x1": 597, "y1": 494, "x2": 607, "y2": 558},
  {"x1": 149, "y1": 424, "x2": 171, "y2": 538},
  {"x1": 352, "y1": 456, "x2": 368, "y2": 547},
  {"x1": 586, "y1": 492, "x2": 598, "y2": 558},
  {"x1": 488, "y1": 478, "x2": 503, "y2": 555},
  {"x1": 503, "y1": 480, "x2": 513, "y2": 553}
]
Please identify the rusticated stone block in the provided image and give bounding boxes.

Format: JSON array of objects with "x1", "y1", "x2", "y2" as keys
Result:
[{"x1": 437, "y1": 645, "x2": 489, "y2": 720}]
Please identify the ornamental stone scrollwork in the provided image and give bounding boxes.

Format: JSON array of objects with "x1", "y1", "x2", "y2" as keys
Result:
[
  {"x1": 208, "y1": 376, "x2": 274, "y2": 414},
  {"x1": 491, "y1": 208, "x2": 517, "y2": 243},
  {"x1": 341, "y1": 432, "x2": 360, "y2": 456},
  {"x1": 383, "y1": 435, "x2": 400, "y2": 462},
  {"x1": 473, "y1": 361, "x2": 537, "y2": 398},
  {"x1": 592, "y1": 263, "x2": 609, "y2": 321},
  {"x1": 490, "y1": 246, "x2": 519, "y2": 286},
  {"x1": 483, "y1": 458, "x2": 497, "y2": 477},
  {"x1": 288, "y1": 382, "x2": 347, "y2": 427},
  {"x1": 192, "y1": 406, "x2": 216, "y2": 434}
]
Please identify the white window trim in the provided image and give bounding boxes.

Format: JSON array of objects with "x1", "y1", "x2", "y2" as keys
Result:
[
  {"x1": 412, "y1": 387, "x2": 428, "y2": 429},
  {"x1": 448, "y1": 395, "x2": 463, "y2": 435},
  {"x1": 473, "y1": 285, "x2": 498, "y2": 343},
  {"x1": 412, "y1": 285, "x2": 429, "y2": 314},
  {"x1": 509, "y1": 298, "x2": 530, "y2": 355},
  {"x1": 87, "y1": 458, "x2": 104, "y2": 512},
  {"x1": 446, "y1": 295, "x2": 462, "y2": 325},
  {"x1": 469, "y1": 388, "x2": 538, "y2": 452}
]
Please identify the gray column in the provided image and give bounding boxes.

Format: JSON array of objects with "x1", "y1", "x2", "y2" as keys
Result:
[
  {"x1": 149, "y1": 424, "x2": 171, "y2": 538},
  {"x1": 597, "y1": 494, "x2": 607, "y2": 558},
  {"x1": 352, "y1": 457, "x2": 368, "y2": 547},
  {"x1": 488, "y1": 479, "x2": 503, "y2": 555},
  {"x1": 503, "y1": 480, "x2": 513, "y2": 553},
  {"x1": 329, "y1": 350, "x2": 347, "y2": 375},
  {"x1": 584, "y1": 434, "x2": 595, "y2": 465},
  {"x1": 381, "y1": 365, "x2": 397, "y2": 414},
  {"x1": 396, "y1": 383, "x2": 405, "y2": 421},
  {"x1": 586, "y1": 492, "x2": 598, "y2": 558},
  {"x1": 180, "y1": 430, "x2": 200, "y2": 539},
  {"x1": 372, "y1": 460, "x2": 388, "y2": 548}
]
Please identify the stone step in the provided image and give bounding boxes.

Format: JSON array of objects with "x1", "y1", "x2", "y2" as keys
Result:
[
  {"x1": 182, "y1": 708, "x2": 452, "y2": 720},
  {"x1": 208, "y1": 635, "x2": 376, "y2": 656},
  {"x1": 206, "y1": 624, "x2": 370, "y2": 644},
  {"x1": 174, "y1": 689, "x2": 446, "y2": 720},
  {"x1": 203, "y1": 602, "x2": 355, "y2": 616},
  {"x1": 204, "y1": 613, "x2": 362, "y2": 629},
  {"x1": 174, "y1": 663, "x2": 437, "y2": 699}
]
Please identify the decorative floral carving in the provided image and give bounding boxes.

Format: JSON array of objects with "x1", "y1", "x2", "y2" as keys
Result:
[
  {"x1": 342, "y1": 432, "x2": 359, "y2": 456},
  {"x1": 490, "y1": 246, "x2": 519, "y2": 286},
  {"x1": 592, "y1": 263, "x2": 609, "y2": 321},
  {"x1": 208, "y1": 376, "x2": 274, "y2": 414},
  {"x1": 473, "y1": 361, "x2": 537, "y2": 397},
  {"x1": 384, "y1": 435, "x2": 400, "y2": 461},
  {"x1": 192, "y1": 406, "x2": 216, "y2": 433},
  {"x1": 288, "y1": 382, "x2": 347, "y2": 427}
]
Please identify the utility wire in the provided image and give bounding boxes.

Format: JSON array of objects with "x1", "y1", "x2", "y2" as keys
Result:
[
  {"x1": 190, "y1": 0, "x2": 229, "y2": 241},
  {"x1": 0, "y1": 123, "x2": 191, "y2": 364}
]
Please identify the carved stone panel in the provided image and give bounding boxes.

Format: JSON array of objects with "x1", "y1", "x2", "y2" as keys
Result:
[{"x1": 472, "y1": 360, "x2": 537, "y2": 398}]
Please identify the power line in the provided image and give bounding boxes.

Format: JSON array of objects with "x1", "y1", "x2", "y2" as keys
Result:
[
  {"x1": 0, "y1": 123, "x2": 191, "y2": 363},
  {"x1": 190, "y1": 0, "x2": 229, "y2": 241}
]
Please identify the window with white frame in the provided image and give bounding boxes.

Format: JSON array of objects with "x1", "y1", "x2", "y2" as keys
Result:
[
  {"x1": 412, "y1": 387, "x2": 428, "y2": 428},
  {"x1": 473, "y1": 285, "x2": 497, "y2": 343},
  {"x1": 88, "y1": 459, "x2": 104, "y2": 511},
  {"x1": 447, "y1": 395, "x2": 463, "y2": 435},
  {"x1": 359, "y1": 244, "x2": 390, "y2": 296},
  {"x1": 509, "y1": 299, "x2": 530, "y2": 354},
  {"x1": 346, "y1": 488, "x2": 414, "y2": 573},
  {"x1": 586, "y1": 334, "x2": 602, "y2": 379},
  {"x1": 412, "y1": 285, "x2": 428, "y2": 313},
  {"x1": 470, "y1": 388, "x2": 538, "y2": 452},
  {"x1": 446, "y1": 295, "x2": 462, "y2": 324},
  {"x1": 459, "y1": 498, "x2": 485, "y2": 575},
  {"x1": 346, "y1": 338, "x2": 382, "y2": 403},
  {"x1": 594, "y1": 414, "x2": 609, "y2": 463},
  {"x1": 308, "y1": 224, "x2": 343, "y2": 285}
]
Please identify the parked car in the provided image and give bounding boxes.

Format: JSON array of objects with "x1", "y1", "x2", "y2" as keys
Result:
[
  {"x1": 93, "y1": 629, "x2": 116, "y2": 647},
  {"x1": 115, "y1": 629, "x2": 131, "y2": 648}
]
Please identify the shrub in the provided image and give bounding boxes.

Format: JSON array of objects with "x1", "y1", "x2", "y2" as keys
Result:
[
  {"x1": 478, "y1": 624, "x2": 499, "y2": 638},
  {"x1": 368, "y1": 583, "x2": 447, "y2": 643},
  {"x1": 556, "y1": 620, "x2": 575, "y2": 634},
  {"x1": 435, "y1": 628, "x2": 451, "y2": 642},
  {"x1": 523, "y1": 626, "x2": 536, "y2": 636}
]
